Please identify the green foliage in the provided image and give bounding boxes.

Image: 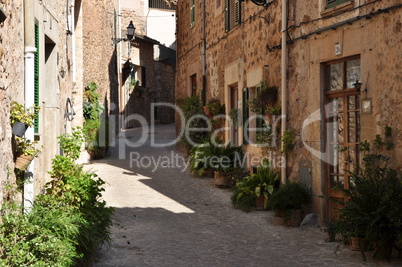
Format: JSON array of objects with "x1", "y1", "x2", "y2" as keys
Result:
[
  {"x1": 281, "y1": 129, "x2": 295, "y2": 154},
  {"x1": 247, "y1": 82, "x2": 278, "y2": 115},
  {"x1": 14, "y1": 137, "x2": 41, "y2": 157},
  {"x1": 177, "y1": 96, "x2": 209, "y2": 149},
  {"x1": 265, "y1": 104, "x2": 281, "y2": 116},
  {"x1": 83, "y1": 82, "x2": 108, "y2": 158},
  {"x1": 270, "y1": 181, "x2": 311, "y2": 216},
  {"x1": 10, "y1": 101, "x2": 40, "y2": 127},
  {"x1": 206, "y1": 98, "x2": 225, "y2": 116},
  {"x1": 232, "y1": 159, "x2": 280, "y2": 211},
  {"x1": 229, "y1": 108, "x2": 240, "y2": 127},
  {"x1": 333, "y1": 131, "x2": 402, "y2": 261},
  {"x1": 207, "y1": 142, "x2": 243, "y2": 173},
  {"x1": 0, "y1": 128, "x2": 113, "y2": 266}
]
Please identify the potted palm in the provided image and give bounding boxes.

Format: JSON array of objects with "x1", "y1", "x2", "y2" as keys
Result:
[
  {"x1": 14, "y1": 137, "x2": 41, "y2": 170},
  {"x1": 231, "y1": 159, "x2": 280, "y2": 211},
  {"x1": 10, "y1": 101, "x2": 39, "y2": 137}
]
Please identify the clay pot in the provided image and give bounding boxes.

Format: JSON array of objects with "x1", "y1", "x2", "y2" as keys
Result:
[
  {"x1": 214, "y1": 171, "x2": 230, "y2": 188},
  {"x1": 284, "y1": 209, "x2": 304, "y2": 227},
  {"x1": 255, "y1": 196, "x2": 266, "y2": 210},
  {"x1": 15, "y1": 154, "x2": 34, "y2": 170},
  {"x1": 350, "y1": 237, "x2": 369, "y2": 251}
]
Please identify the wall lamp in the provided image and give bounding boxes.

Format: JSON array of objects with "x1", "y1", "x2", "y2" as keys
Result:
[{"x1": 113, "y1": 21, "x2": 136, "y2": 45}]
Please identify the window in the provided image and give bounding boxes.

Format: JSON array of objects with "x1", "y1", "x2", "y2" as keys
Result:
[
  {"x1": 190, "y1": 0, "x2": 195, "y2": 27},
  {"x1": 326, "y1": 57, "x2": 360, "y2": 91},
  {"x1": 34, "y1": 22, "x2": 40, "y2": 134},
  {"x1": 326, "y1": 0, "x2": 350, "y2": 9},
  {"x1": 225, "y1": 0, "x2": 241, "y2": 32},
  {"x1": 190, "y1": 74, "x2": 197, "y2": 96},
  {"x1": 149, "y1": 0, "x2": 175, "y2": 10}
]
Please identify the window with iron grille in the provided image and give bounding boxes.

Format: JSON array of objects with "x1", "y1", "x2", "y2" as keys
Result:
[{"x1": 149, "y1": 0, "x2": 175, "y2": 10}]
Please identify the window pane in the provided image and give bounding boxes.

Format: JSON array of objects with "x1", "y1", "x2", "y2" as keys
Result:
[
  {"x1": 346, "y1": 59, "x2": 360, "y2": 89},
  {"x1": 327, "y1": 63, "x2": 343, "y2": 91}
]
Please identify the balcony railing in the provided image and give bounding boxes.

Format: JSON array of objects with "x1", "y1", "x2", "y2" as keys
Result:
[{"x1": 149, "y1": 0, "x2": 175, "y2": 10}]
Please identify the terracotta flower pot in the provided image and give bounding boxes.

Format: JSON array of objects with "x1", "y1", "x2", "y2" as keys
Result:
[
  {"x1": 255, "y1": 196, "x2": 266, "y2": 210},
  {"x1": 350, "y1": 237, "x2": 369, "y2": 251},
  {"x1": 203, "y1": 106, "x2": 212, "y2": 117},
  {"x1": 214, "y1": 171, "x2": 229, "y2": 188},
  {"x1": 15, "y1": 154, "x2": 34, "y2": 170},
  {"x1": 284, "y1": 209, "x2": 304, "y2": 227}
]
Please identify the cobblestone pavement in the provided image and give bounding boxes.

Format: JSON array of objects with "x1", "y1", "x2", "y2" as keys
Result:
[{"x1": 87, "y1": 124, "x2": 401, "y2": 267}]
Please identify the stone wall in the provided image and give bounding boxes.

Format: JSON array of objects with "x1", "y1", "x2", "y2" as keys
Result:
[
  {"x1": 0, "y1": 0, "x2": 24, "y2": 201},
  {"x1": 154, "y1": 60, "x2": 175, "y2": 124},
  {"x1": 82, "y1": 0, "x2": 119, "y2": 118},
  {"x1": 176, "y1": 0, "x2": 402, "y2": 221}
]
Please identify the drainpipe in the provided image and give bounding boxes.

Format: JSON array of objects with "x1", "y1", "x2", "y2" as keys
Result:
[
  {"x1": 201, "y1": 0, "x2": 206, "y2": 105},
  {"x1": 23, "y1": 0, "x2": 36, "y2": 211},
  {"x1": 281, "y1": 0, "x2": 288, "y2": 185}
]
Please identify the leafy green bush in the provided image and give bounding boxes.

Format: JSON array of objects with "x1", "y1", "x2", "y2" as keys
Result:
[
  {"x1": 83, "y1": 82, "x2": 108, "y2": 159},
  {"x1": 0, "y1": 128, "x2": 113, "y2": 266},
  {"x1": 270, "y1": 181, "x2": 311, "y2": 215}
]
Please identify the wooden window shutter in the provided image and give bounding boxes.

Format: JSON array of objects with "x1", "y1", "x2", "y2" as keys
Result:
[
  {"x1": 190, "y1": 0, "x2": 195, "y2": 27},
  {"x1": 34, "y1": 23, "x2": 40, "y2": 133},
  {"x1": 224, "y1": 0, "x2": 229, "y2": 32},
  {"x1": 234, "y1": 0, "x2": 241, "y2": 26}
]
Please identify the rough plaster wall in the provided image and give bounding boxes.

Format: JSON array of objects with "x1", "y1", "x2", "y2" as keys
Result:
[
  {"x1": 0, "y1": 0, "x2": 24, "y2": 201},
  {"x1": 154, "y1": 61, "x2": 175, "y2": 124}
]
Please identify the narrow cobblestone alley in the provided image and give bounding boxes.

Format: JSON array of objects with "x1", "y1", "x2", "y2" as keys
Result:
[{"x1": 87, "y1": 125, "x2": 401, "y2": 267}]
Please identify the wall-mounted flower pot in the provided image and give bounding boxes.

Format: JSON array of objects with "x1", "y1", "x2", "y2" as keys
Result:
[
  {"x1": 15, "y1": 154, "x2": 34, "y2": 170},
  {"x1": 12, "y1": 122, "x2": 28, "y2": 137}
]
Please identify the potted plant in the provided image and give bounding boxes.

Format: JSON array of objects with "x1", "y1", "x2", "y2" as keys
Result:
[
  {"x1": 14, "y1": 137, "x2": 41, "y2": 170},
  {"x1": 10, "y1": 101, "x2": 39, "y2": 137},
  {"x1": 323, "y1": 220, "x2": 337, "y2": 242},
  {"x1": 331, "y1": 130, "x2": 402, "y2": 261},
  {"x1": 204, "y1": 98, "x2": 225, "y2": 118},
  {"x1": 232, "y1": 159, "x2": 280, "y2": 211},
  {"x1": 189, "y1": 143, "x2": 215, "y2": 178},
  {"x1": 247, "y1": 82, "x2": 278, "y2": 116},
  {"x1": 270, "y1": 181, "x2": 311, "y2": 226},
  {"x1": 208, "y1": 142, "x2": 243, "y2": 188}
]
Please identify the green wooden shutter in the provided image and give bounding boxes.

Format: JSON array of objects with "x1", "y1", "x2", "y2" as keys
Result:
[
  {"x1": 234, "y1": 0, "x2": 241, "y2": 26},
  {"x1": 34, "y1": 23, "x2": 40, "y2": 134},
  {"x1": 242, "y1": 88, "x2": 249, "y2": 144},
  {"x1": 224, "y1": 0, "x2": 229, "y2": 32},
  {"x1": 255, "y1": 86, "x2": 264, "y2": 137},
  {"x1": 190, "y1": 0, "x2": 195, "y2": 27}
]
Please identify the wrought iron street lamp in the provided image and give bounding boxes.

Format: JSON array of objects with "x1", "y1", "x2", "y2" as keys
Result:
[{"x1": 113, "y1": 21, "x2": 136, "y2": 45}]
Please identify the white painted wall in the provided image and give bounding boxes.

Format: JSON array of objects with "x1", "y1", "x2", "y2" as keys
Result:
[{"x1": 147, "y1": 8, "x2": 176, "y2": 49}]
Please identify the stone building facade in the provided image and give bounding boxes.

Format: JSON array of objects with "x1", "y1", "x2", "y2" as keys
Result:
[
  {"x1": 0, "y1": 0, "x2": 84, "y2": 205},
  {"x1": 176, "y1": 0, "x2": 402, "y2": 222}
]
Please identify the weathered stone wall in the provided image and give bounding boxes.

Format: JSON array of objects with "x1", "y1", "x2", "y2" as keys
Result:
[
  {"x1": 176, "y1": 0, "x2": 402, "y2": 221},
  {"x1": 286, "y1": 0, "x2": 402, "y2": 220},
  {"x1": 154, "y1": 61, "x2": 175, "y2": 124},
  {"x1": 0, "y1": 0, "x2": 24, "y2": 201},
  {"x1": 82, "y1": 0, "x2": 119, "y2": 117}
]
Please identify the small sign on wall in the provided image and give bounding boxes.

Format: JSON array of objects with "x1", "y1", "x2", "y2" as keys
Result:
[
  {"x1": 335, "y1": 43, "x2": 342, "y2": 56},
  {"x1": 362, "y1": 98, "x2": 372, "y2": 114}
]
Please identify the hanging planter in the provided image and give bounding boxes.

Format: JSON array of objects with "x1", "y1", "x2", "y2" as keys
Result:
[{"x1": 12, "y1": 121, "x2": 29, "y2": 137}]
